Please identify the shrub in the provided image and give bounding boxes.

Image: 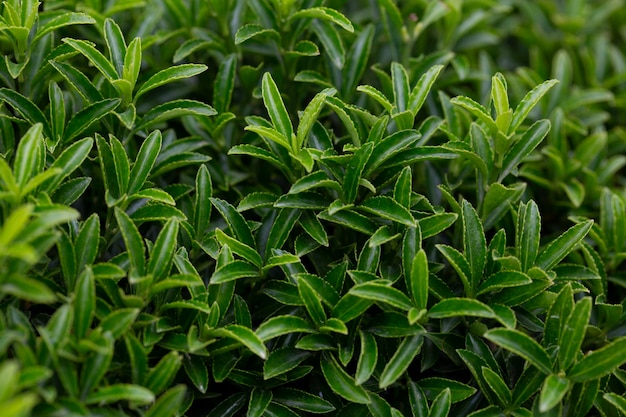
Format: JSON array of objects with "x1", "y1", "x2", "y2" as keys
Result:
[{"x1": 2, "y1": 1, "x2": 626, "y2": 416}]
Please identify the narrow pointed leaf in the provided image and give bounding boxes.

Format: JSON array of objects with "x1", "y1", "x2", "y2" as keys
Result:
[
  {"x1": 499, "y1": 119, "x2": 551, "y2": 181},
  {"x1": 484, "y1": 328, "x2": 552, "y2": 374},
  {"x1": 350, "y1": 282, "x2": 413, "y2": 311},
  {"x1": 63, "y1": 38, "x2": 118, "y2": 81},
  {"x1": 212, "y1": 325, "x2": 267, "y2": 359},
  {"x1": 135, "y1": 64, "x2": 207, "y2": 101},
  {"x1": 379, "y1": 334, "x2": 424, "y2": 389},
  {"x1": 64, "y1": 99, "x2": 120, "y2": 143},
  {"x1": 320, "y1": 353, "x2": 370, "y2": 404},
  {"x1": 568, "y1": 337, "x2": 626, "y2": 382},
  {"x1": 509, "y1": 79, "x2": 559, "y2": 133},
  {"x1": 536, "y1": 220, "x2": 593, "y2": 271},
  {"x1": 262, "y1": 72, "x2": 293, "y2": 144}
]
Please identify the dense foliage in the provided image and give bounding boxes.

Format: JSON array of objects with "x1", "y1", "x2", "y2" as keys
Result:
[{"x1": 2, "y1": 0, "x2": 626, "y2": 416}]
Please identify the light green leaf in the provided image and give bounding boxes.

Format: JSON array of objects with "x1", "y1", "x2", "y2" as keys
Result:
[
  {"x1": 349, "y1": 282, "x2": 413, "y2": 311},
  {"x1": 539, "y1": 374, "x2": 570, "y2": 413},
  {"x1": 63, "y1": 38, "x2": 118, "y2": 82},
  {"x1": 568, "y1": 337, "x2": 626, "y2": 382},
  {"x1": 211, "y1": 325, "x2": 267, "y2": 359},
  {"x1": 509, "y1": 79, "x2": 559, "y2": 134},
  {"x1": 134, "y1": 64, "x2": 207, "y2": 102}
]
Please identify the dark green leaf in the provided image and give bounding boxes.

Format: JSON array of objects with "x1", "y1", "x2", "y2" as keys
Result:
[
  {"x1": 539, "y1": 374, "x2": 569, "y2": 413},
  {"x1": 484, "y1": 329, "x2": 552, "y2": 374},
  {"x1": 379, "y1": 334, "x2": 424, "y2": 389},
  {"x1": 536, "y1": 220, "x2": 593, "y2": 271},
  {"x1": 499, "y1": 119, "x2": 551, "y2": 181},
  {"x1": 64, "y1": 99, "x2": 121, "y2": 143},
  {"x1": 320, "y1": 353, "x2": 370, "y2": 404},
  {"x1": 568, "y1": 337, "x2": 626, "y2": 382}
]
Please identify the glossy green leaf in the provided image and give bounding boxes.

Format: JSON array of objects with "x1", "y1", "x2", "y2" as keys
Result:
[
  {"x1": 419, "y1": 213, "x2": 457, "y2": 239},
  {"x1": 234, "y1": 24, "x2": 279, "y2": 44},
  {"x1": 128, "y1": 130, "x2": 161, "y2": 195},
  {"x1": 536, "y1": 220, "x2": 593, "y2": 271},
  {"x1": 355, "y1": 331, "x2": 377, "y2": 385},
  {"x1": 135, "y1": 64, "x2": 207, "y2": 101},
  {"x1": 145, "y1": 351, "x2": 182, "y2": 395},
  {"x1": 104, "y1": 18, "x2": 127, "y2": 78},
  {"x1": 297, "y1": 276, "x2": 327, "y2": 324},
  {"x1": 312, "y1": 19, "x2": 345, "y2": 68},
  {"x1": 435, "y1": 245, "x2": 471, "y2": 295},
  {"x1": 350, "y1": 282, "x2": 413, "y2": 311},
  {"x1": 210, "y1": 260, "x2": 258, "y2": 284},
  {"x1": 539, "y1": 374, "x2": 570, "y2": 413},
  {"x1": 256, "y1": 316, "x2": 316, "y2": 342},
  {"x1": 263, "y1": 348, "x2": 310, "y2": 380},
  {"x1": 482, "y1": 366, "x2": 511, "y2": 407},
  {"x1": 499, "y1": 119, "x2": 551, "y2": 181},
  {"x1": 247, "y1": 388, "x2": 272, "y2": 417},
  {"x1": 379, "y1": 334, "x2": 423, "y2": 389},
  {"x1": 63, "y1": 38, "x2": 118, "y2": 82},
  {"x1": 408, "y1": 65, "x2": 444, "y2": 116},
  {"x1": 144, "y1": 385, "x2": 187, "y2": 417},
  {"x1": 430, "y1": 388, "x2": 451, "y2": 417},
  {"x1": 84, "y1": 384, "x2": 154, "y2": 405},
  {"x1": 320, "y1": 353, "x2": 370, "y2": 404},
  {"x1": 213, "y1": 53, "x2": 236, "y2": 113},
  {"x1": 33, "y1": 13, "x2": 95, "y2": 44},
  {"x1": 568, "y1": 337, "x2": 626, "y2": 382},
  {"x1": 485, "y1": 328, "x2": 552, "y2": 374},
  {"x1": 64, "y1": 98, "x2": 121, "y2": 143},
  {"x1": 273, "y1": 387, "x2": 336, "y2": 413},
  {"x1": 462, "y1": 200, "x2": 486, "y2": 291},
  {"x1": 416, "y1": 378, "x2": 476, "y2": 403},
  {"x1": 114, "y1": 208, "x2": 146, "y2": 275},
  {"x1": 146, "y1": 218, "x2": 179, "y2": 281},
  {"x1": 73, "y1": 267, "x2": 95, "y2": 340},
  {"x1": 134, "y1": 99, "x2": 216, "y2": 131},
  {"x1": 391, "y1": 62, "x2": 410, "y2": 113},
  {"x1": 262, "y1": 72, "x2": 293, "y2": 144},
  {"x1": 558, "y1": 297, "x2": 591, "y2": 371},
  {"x1": 509, "y1": 79, "x2": 559, "y2": 133},
  {"x1": 212, "y1": 325, "x2": 267, "y2": 359},
  {"x1": 428, "y1": 298, "x2": 495, "y2": 319},
  {"x1": 211, "y1": 198, "x2": 256, "y2": 248}
]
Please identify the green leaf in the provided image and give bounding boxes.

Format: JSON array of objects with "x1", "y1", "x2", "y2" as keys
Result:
[
  {"x1": 558, "y1": 297, "x2": 591, "y2": 371},
  {"x1": 213, "y1": 54, "x2": 236, "y2": 113},
  {"x1": 1, "y1": 274, "x2": 56, "y2": 304},
  {"x1": 13, "y1": 123, "x2": 42, "y2": 188},
  {"x1": 0, "y1": 89, "x2": 50, "y2": 137},
  {"x1": 32, "y1": 13, "x2": 95, "y2": 44},
  {"x1": 127, "y1": 130, "x2": 161, "y2": 195},
  {"x1": 428, "y1": 298, "x2": 495, "y2": 319},
  {"x1": 462, "y1": 200, "x2": 486, "y2": 291},
  {"x1": 64, "y1": 98, "x2": 121, "y2": 143},
  {"x1": 409, "y1": 250, "x2": 429, "y2": 310},
  {"x1": 63, "y1": 38, "x2": 118, "y2": 82},
  {"x1": 215, "y1": 229, "x2": 262, "y2": 268},
  {"x1": 50, "y1": 60, "x2": 104, "y2": 103},
  {"x1": 74, "y1": 268, "x2": 95, "y2": 340},
  {"x1": 536, "y1": 220, "x2": 593, "y2": 271},
  {"x1": 484, "y1": 329, "x2": 552, "y2": 374},
  {"x1": 266, "y1": 209, "x2": 301, "y2": 255},
  {"x1": 135, "y1": 64, "x2": 207, "y2": 102},
  {"x1": 99, "y1": 308, "x2": 139, "y2": 339},
  {"x1": 409, "y1": 382, "x2": 429, "y2": 417},
  {"x1": 123, "y1": 37, "x2": 141, "y2": 88},
  {"x1": 144, "y1": 385, "x2": 187, "y2": 417},
  {"x1": 295, "y1": 88, "x2": 336, "y2": 150},
  {"x1": 146, "y1": 218, "x2": 179, "y2": 281},
  {"x1": 343, "y1": 142, "x2": 374, "y2": 203},
  {"x1": 320, "y1": 353, "x2": 370, "y2": 404},
  {"x1": 416, "y1": 378, "x2": 477, "y2": 403},
  {"x1": 379, "y1": 334, "x2": 424, "y2": 389},
  {"x1": 104, "y1": 18, "x2": 127, "y2": 78},
  {"x1": 212, "y1": 325, "x2": 268, "y2": 359},
  {"x1": 273, "y1": 387, "x2": 336, "y2": 413},
  {"x1": 568, "y1": 337, "x2": 626, "y2": 382},
  {"x1": 256, "y1": 316, "x2": 316, "y2": 342},
  {"x1": 84, "y1": 384, "x2": 154, "y2": 405},
  {"x1": 482, "y1": 366, "x2": 511, "y2": 407},
  {"x1": 349, "y1": 282, "x2": 413, "y2": 311},
  {"x1": 539, "y1": 374, "x2": 570, "y2": 413},
  {"x1": 114, "y1": 208, "x2": 146, "y2": 275},
  {"x1": 419, "y1": 213, "x2": 457, "y2": 239},
  {"x1": 435, "y1": 245, "x2": 471, "y2": 295},
  {"x1": 356, "y1": 331, "x2": 378, "y2": 385},
  {"x1": 342, "y1": 24, "x2": 374, "y2": 98},
  {"x1": 145, "y1": 351, "x2": 182, "y2": 395},
  {"x1": 517, "y1": 200, "x2": 541, "y2": 272},
  {"x1": 299, "y1": 211, "x2": 329, "y2": 246},
  {"x1": 364, "y1": 130, "x2": 422, "y2": 175},
  {"x1": 358, "y1": 196, "x2": 415, "y2": 226},
  {"x1": 263, "y1": 348, "x2": 310, "y2": 380},
  {"x1": 476, "y1": 271, "x2": 532, "y2": 296},
  {"x1": 210, "y1": 260, "x2": 258, "y2": 284},
  {"x1": 211, "y1": 198, "x2": 255, "y2": 248},
  {"x1": 408, "y1": 65, "x2": 444, "y2": 116},
  {"x1": 75, "y1": 213, "x2": 100, "y2": 274},
  {"x1": 429, "y1": 389, "x2": 451, "y2": 417},
  {"x1": 262, "y1": 72, "x2": 293, "y2": 145},
  {"x1": 290, "y1": 7, "x2": 354, "y2": 32},
  {"x1": 297, "y1": 276, "x2": 327, "y2": 324},
  {"x1": 603, "y1": 393, "x2": 626, "y2": 415},
  {"x1": 499, "y1": 119, "x2": 551, "y2": 181},
  {"x1": 183, "y1": 355, "x2": 208, "y2": 394},
  {"x1": 134, "y1": 99, "x2": 216, "y2": 131},
  {"x1": 391, "y1": 62, "x2": 410, "y2": 113},
  {"x1": 357, "y1": 85, "x2": 393, "y2": 112},
  {"x1": 234, "y1": 24, "x2": 279, "y2": 44},
  {"x1": 312, "y1": 19, "x2": 345, "y2": 68},
  {"x1": 450, "y1": 96, "x2": 498, "y2": 135},
  {"x1": 509, "y1": 79, "x2": 559, "y2": 133},
  {"x1": 248, "y1": 388, "x2": 272, "y2": 417}
]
